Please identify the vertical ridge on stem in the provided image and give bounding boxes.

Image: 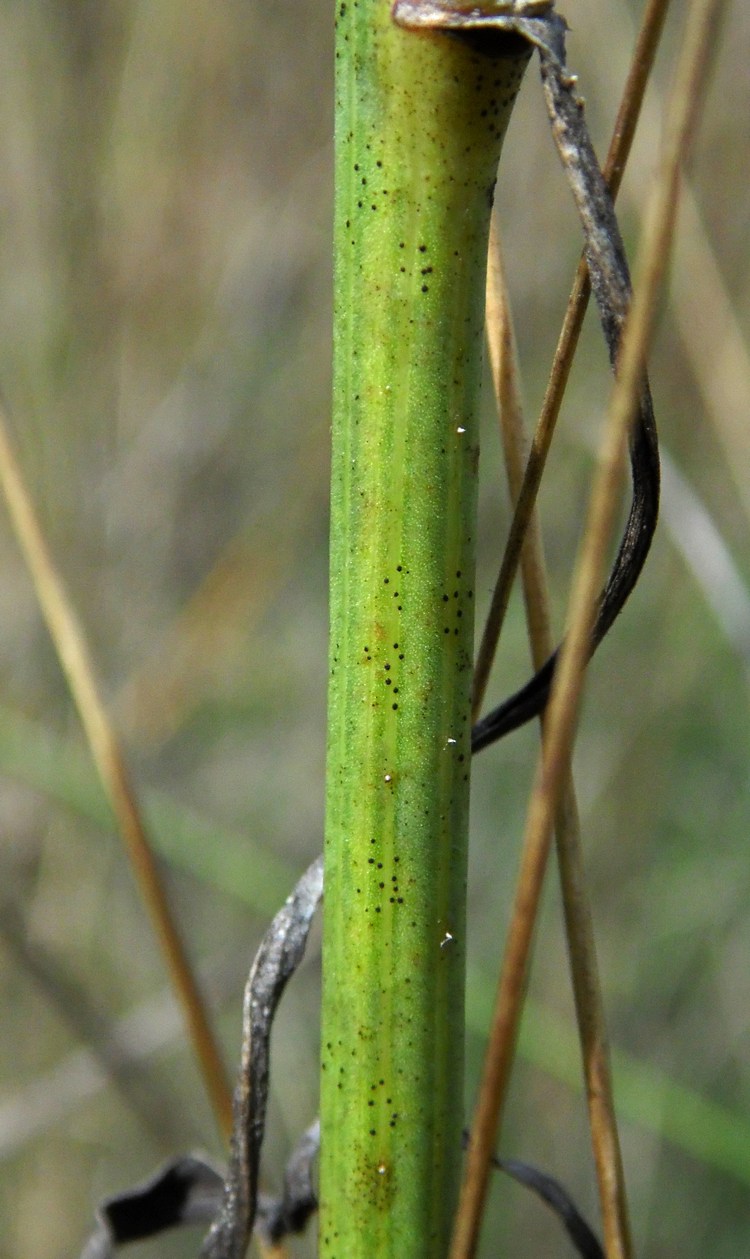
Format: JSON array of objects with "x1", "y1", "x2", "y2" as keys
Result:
[{"x1": 321, "y1": 4, "x2": 530, "y2": 1253}]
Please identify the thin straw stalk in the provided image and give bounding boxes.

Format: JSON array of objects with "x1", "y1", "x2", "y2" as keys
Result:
[
  {"x1": 0, "y1": 402, "x2": 233, "y2": 1142},
  {"x1": 471, "y1": 0, "x2": 673, "y2": 720},
  {"x1": 483, "y1": 228, "x2": 631, "y2": 1259},
  {"x1": 451, "y1": 0, "x2": 723, "y2": 1252}
]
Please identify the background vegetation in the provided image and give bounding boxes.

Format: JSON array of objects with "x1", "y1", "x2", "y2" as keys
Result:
[{"x1": 0, "y1": 1, "x2": 747, "y2": 1256}]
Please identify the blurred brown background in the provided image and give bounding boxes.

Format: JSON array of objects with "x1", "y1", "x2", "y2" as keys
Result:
[{"x1": 0, "y1": 1, "x2": 748, "y2": 1256}]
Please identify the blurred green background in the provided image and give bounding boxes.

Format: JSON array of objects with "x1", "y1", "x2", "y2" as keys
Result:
[{"x1": 0, "y1": 1, "x2": 748, "y2": 1256}]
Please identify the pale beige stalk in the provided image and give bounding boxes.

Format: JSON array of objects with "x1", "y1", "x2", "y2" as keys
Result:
[
  {"x1": 0, "y1": 400, "x2": 233, "y2": 1143},
  {"x1": 487, "y1": 229, "x2": 631, "y2": 1258},
  {"x1": 452, "y1": 0, "x2": 723, "y2": 1254}
]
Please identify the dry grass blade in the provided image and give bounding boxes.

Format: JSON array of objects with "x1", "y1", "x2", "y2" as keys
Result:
[
  {"x1": 0, "y1": 399, "x2": 233, "y2": 1142},
  {"x1": 479, "y1": 227, "x2": 631, "y2": 1259},
  {"x1": 202, "y1": 855, "x2": 323, "y2": 1259},
  {"x1": 486, "y1": 220, "x2": 553, "y2": 678},
  {"x1": 471, "y1": 0, "x2": 672, "y2": 719},
  {"x1": 453, "y1": 0, "x2": 724, "y2": 1254}
]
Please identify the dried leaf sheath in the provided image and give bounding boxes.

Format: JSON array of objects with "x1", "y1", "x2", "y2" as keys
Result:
[
  {"x1": 79, "y1": 861, "x2": 324, "y2": 1259},
  {"x1": 202, "y1": 857, "x2": 323, "y2": 1259}
]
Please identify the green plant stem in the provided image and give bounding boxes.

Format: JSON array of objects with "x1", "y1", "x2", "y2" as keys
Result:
[{"x1": 320, "y1": 5, "x2": 530, "y2": 1256}]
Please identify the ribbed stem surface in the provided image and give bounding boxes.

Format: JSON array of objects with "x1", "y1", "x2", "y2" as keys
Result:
[{"x1": 321, "y1": 8, "x2": 530, "y2": 1255}]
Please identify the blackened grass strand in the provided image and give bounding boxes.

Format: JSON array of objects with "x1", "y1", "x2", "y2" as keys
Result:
[
  {"x1": 394, "y1": 4, "x2": 664, "y2": 755},
  {"x1": 79, "y1": 857, "x2": 323, "y2": 1259},
  {"x1": 456, "y1": 1128, "x2": 605, "y2": 1259},
  {"x1": 200, "y1": 856, "x2": 324, "y2": 1259},
  {"x1": 78, "y1": 1122, "x2": 321, "y2": 1258},
  {"x1": 538, "y1": 37, "x2": 660, "y2": 620},
  {"x1": 471, "y1": 0, "x2": 672, "y2": 722},
  {"x1": 490, "y1": 1156, "x2": 604, "y2": 1259},
  {"x1": 80, "y1": 1156, "x2": 224, "y2": 1259}
]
